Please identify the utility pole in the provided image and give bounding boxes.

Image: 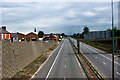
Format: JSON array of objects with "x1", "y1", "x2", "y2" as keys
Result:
[
  {"x1": 71, "y1": 26, "x2": 75, "y2": 43},
  {"x1": 77, "y1": 39, "x2": 80, "y2": 54},
  {"x1": 111, "y1": 0, "x2": 114, "y2": 80}
]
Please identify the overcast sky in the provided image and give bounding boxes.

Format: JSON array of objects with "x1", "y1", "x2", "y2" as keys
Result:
[{"x1": 0, "y1": 0, "x2": 119, "y2": 34}]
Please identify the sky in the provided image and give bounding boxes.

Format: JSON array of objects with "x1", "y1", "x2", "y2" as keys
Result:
[{"x1": 0, "y1": 0, "x2": 119, "y2": 35}]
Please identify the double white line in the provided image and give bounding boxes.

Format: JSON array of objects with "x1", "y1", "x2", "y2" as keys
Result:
[{"x1": 45, "y1": 40, "x2": 65, "y2": 80}]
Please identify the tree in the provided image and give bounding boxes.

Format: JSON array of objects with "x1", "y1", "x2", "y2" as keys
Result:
[
  {"x1": 106, "y1": 26, "x2": 120, "y2": 37},
  {"x1": 71, "y1": 27, "x2": 90, "y2": 39},
  {"x1": 61, "y1": 33, "x2": 65, "y2": 36},
  {"x1": 38, "y1": 31, "x2": 44, "y2": 38},
  {"x1": 83, "y1": 27, "x2": 89, "y2": 34},
  {"x1": 61, "y1": 33, "x2": 67, "y2": 37},
  {"x1": 79, "y1": 27, "x2": 89, "y2": 38},
  {"x1": 71, "y1": 33, "x2": 81, "y2": 39}
]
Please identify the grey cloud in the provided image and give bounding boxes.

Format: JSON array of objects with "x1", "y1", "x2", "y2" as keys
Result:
[{"x1": 1, "y1": 2, "x2": 118, "y2": 34}]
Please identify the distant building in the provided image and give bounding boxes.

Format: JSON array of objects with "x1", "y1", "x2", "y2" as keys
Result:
[
  {"x1": 0, "y1": 26, "x2": 11, "y2": 40},
  {"x1": 84, "y1": 31, "x2": 111, "y2": 39},
  {"x1": 25, "y1": 32, "x2": 39, "y2": 41},
  {"x1": 11, "y1": 33, "x2": 19, "y2": 42},
  {"x1": 17, "y1": 32, "x2": 25, "y2": 41},
  {"x1": 43, "y1": 33, "x2": 60, "y2": 41},
  {"x1": 17, "y1": 32, "x2": 39, "y2": 42}
]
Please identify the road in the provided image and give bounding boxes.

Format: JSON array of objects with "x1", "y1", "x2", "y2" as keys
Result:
[
  {"x1": 70, "y1": 38, "x2": 120, "y2": 79},
  {"x1": 31, "y1": 39, "x2": 84, "y2": 80}
]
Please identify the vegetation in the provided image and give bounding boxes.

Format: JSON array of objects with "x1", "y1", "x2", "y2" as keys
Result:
[
  {"x1": 107, "y1": 26, "x2": 120, "y2": 37},
  {"x1": 83, "y1": 27, "x2": 90, "y2": 34},
  {"x1": 61, "y1": 33, "x2": 67, "y2": 37},
  {"x1": 38, "y1": 31, "x2": 44, "y2": 38},
  {"x1": 72, "y1": 26, "x2": 120, "y2": 39},
  {"x1": 12, "y1": 54, "x2": 47, "y2": 79},
  {"x1": 81, "y1": 41, "x2": 111, "y2": 52},
  {"x1": 72, "y1": 26, "x2": 89, "y2": 39}
]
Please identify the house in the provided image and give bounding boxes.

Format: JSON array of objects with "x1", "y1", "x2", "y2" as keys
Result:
[
  {"x1": 17, "y1": 32, "x2": 39, "y2": 42},
  {"x1": 17, "y1": 32, "x2": 25, "y2": 41},
  {"x1": 43, "y1": 33, "x2": 60, "y2": 41},
  {"x1": 25, "y1": 32, "x2": 39, "y2": 41},
  {"x1": 0, "y1": 26, "x2": 11, "y2": 40},
  {"x1": 11, "y1": 33, "x2": 19, "y2": 42}
]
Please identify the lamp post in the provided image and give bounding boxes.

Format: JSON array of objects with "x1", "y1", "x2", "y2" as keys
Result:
[
  {"x1": 71, "y1": 26, "x2": 75, "y2": 43},
  {"x1": 111, "y1": 0, "x2": 114, "y2": 80}
]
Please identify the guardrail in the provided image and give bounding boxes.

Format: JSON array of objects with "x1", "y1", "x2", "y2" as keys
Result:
[{"x1": 69, "y1": 38, "x2": 104, "y2": 80}]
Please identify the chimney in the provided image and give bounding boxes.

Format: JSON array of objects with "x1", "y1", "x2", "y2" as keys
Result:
[
  {"x1": 2, "y1": 26, "x2": 6, "y2": 30},
  {"x1": 34, "y1": 27, "x2": 36, "y2": 32}
]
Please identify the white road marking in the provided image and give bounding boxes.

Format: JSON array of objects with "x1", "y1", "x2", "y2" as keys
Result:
[
  {"x1": 74, "y1": 51, "x2": 86, "y2": 78},
  {"x1": 103, "y1": 62, "x2": 106, "y2": 65},
  {"x1": 117, "y1": 72, "x2": 120, "y2": 76},
  {"x1": 65, "y1": 58, "x2": 67, "y2": 60},
  {"x1": 64, "y1": 77, "x2": 66, "y2": 80},
  {"x1": 45, "y1": 41, "x2": 65, "y2": 80},
  {"x1": 83, "y1": 44, "x2": 120, "y2": 66},
  {"x1": 30, "y1": 40, "x2": 63, "y2": 79},
  {"x1": 99, "y1": 54, "x2": 120, "y2": 66},
  {"x1": 65, "y1": 65, "x2": 66, "y2": 68}
]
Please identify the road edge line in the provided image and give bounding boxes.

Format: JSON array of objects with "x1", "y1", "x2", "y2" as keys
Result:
[
  {"x1": 45, "y1": 40, "x2": 65, "y2": 80},
  {"x1": 30, "y1": 41, "x2": 64, "y2": 79},
  {"x1": 80, "y1": 50, "x2": 105, "y2": 78}
]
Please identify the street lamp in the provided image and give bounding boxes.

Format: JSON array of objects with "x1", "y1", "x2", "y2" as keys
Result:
[
  {"x1": 111, "y1": 0, "x2": 114, "y2": 80},
  {"x1": 71, "y1": 26, "x2": 75, "y2": 43}
]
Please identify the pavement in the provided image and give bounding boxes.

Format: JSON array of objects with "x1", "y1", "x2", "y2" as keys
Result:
[
  {"x1": 31, "y1": 39, "x2": 85, "y2": 80},
  {"x1": 70, "y1": 37, "x2": 120, "y2": 79}
]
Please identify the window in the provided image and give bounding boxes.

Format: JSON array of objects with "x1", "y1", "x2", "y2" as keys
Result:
[
  {"x1": 2, "y1": 34, "x2": 3, "y2": 39},
  {"x1": 5, "y1": 34, "x2": 6, "y2": 38}
]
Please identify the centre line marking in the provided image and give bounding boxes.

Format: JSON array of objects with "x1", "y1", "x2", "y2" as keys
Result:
[
  {"x1": 45, "y1": 41, "x2": 65, "y2": 80},
  {"x1": 83, "y1": 44, "x2": 120, "y2": 66},
  {"x1": 65, "y1": 65, "x2": 66, "y2": 68},
  {"x1": 64, "y1": 77, "x2": 66, "y2": 80},
  {"x1": 103, "y1": 62, "x2": 106, "y2": 65},
  {"x1": 117, "y1": 72, "x2": 120, "y2": 76},
  {"x1": 65, "y1": 58, "x2": 67, "y2": 60}
]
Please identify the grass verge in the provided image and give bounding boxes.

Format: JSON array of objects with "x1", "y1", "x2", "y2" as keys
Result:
[
  {"x1": 81, "y1": 40, "x2": 111, "y2": 53},
  {"x1": 11, "y1": 42, "x2": 59, "y2": 80}
]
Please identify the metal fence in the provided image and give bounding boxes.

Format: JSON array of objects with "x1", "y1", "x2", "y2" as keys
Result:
[{"x1": 84, "y1": 31, "x2": 111, "y2": 39}]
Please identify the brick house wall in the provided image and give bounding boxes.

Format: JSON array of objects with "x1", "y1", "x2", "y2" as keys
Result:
[
  {"x1": 0, "y1": 27, "x2": 11, "y2": 40},
  {"x1": 43, "y1": 34, "x2": 59, "y2": 41},
  {"x1": 17, "y1": 33, "x2": 26, "y2": 41},
  {"x1": 17, "y1": 32, "x2": 39, "y2": 41},
  {"x1": 26, "y1": 33, "x2": 39, "y2": 41}
]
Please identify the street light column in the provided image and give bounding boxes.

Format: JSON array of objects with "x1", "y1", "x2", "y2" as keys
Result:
[{"x1": 111, "y1": 0, "x2": 114, "y2": 80}]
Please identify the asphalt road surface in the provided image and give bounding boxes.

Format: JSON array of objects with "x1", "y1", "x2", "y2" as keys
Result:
[
  {"x1": 70, "y1": 37, "x2": 120, "y2": 79},
  {"x1": 31, "y1": 39, "x2": 84, "y2": 80}
]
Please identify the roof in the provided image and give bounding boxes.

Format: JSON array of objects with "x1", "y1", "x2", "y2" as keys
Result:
[
  {"x1": 11, "y1": 33, "x2": 18, "y2": 37},
  {"x1": 0, "y1": 27, "x2": 10, "y2": 34},
  {"x1": 26, "y1": 32, "x2": 38, "y2": 35},
  {"x1": 17, "y1": 32, "x2": 25, "y2": 36}
]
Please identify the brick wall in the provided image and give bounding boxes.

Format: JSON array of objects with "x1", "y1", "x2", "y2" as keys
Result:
[{"x1": 1, "y1": 41, "x2": 57, "y2": 78}]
